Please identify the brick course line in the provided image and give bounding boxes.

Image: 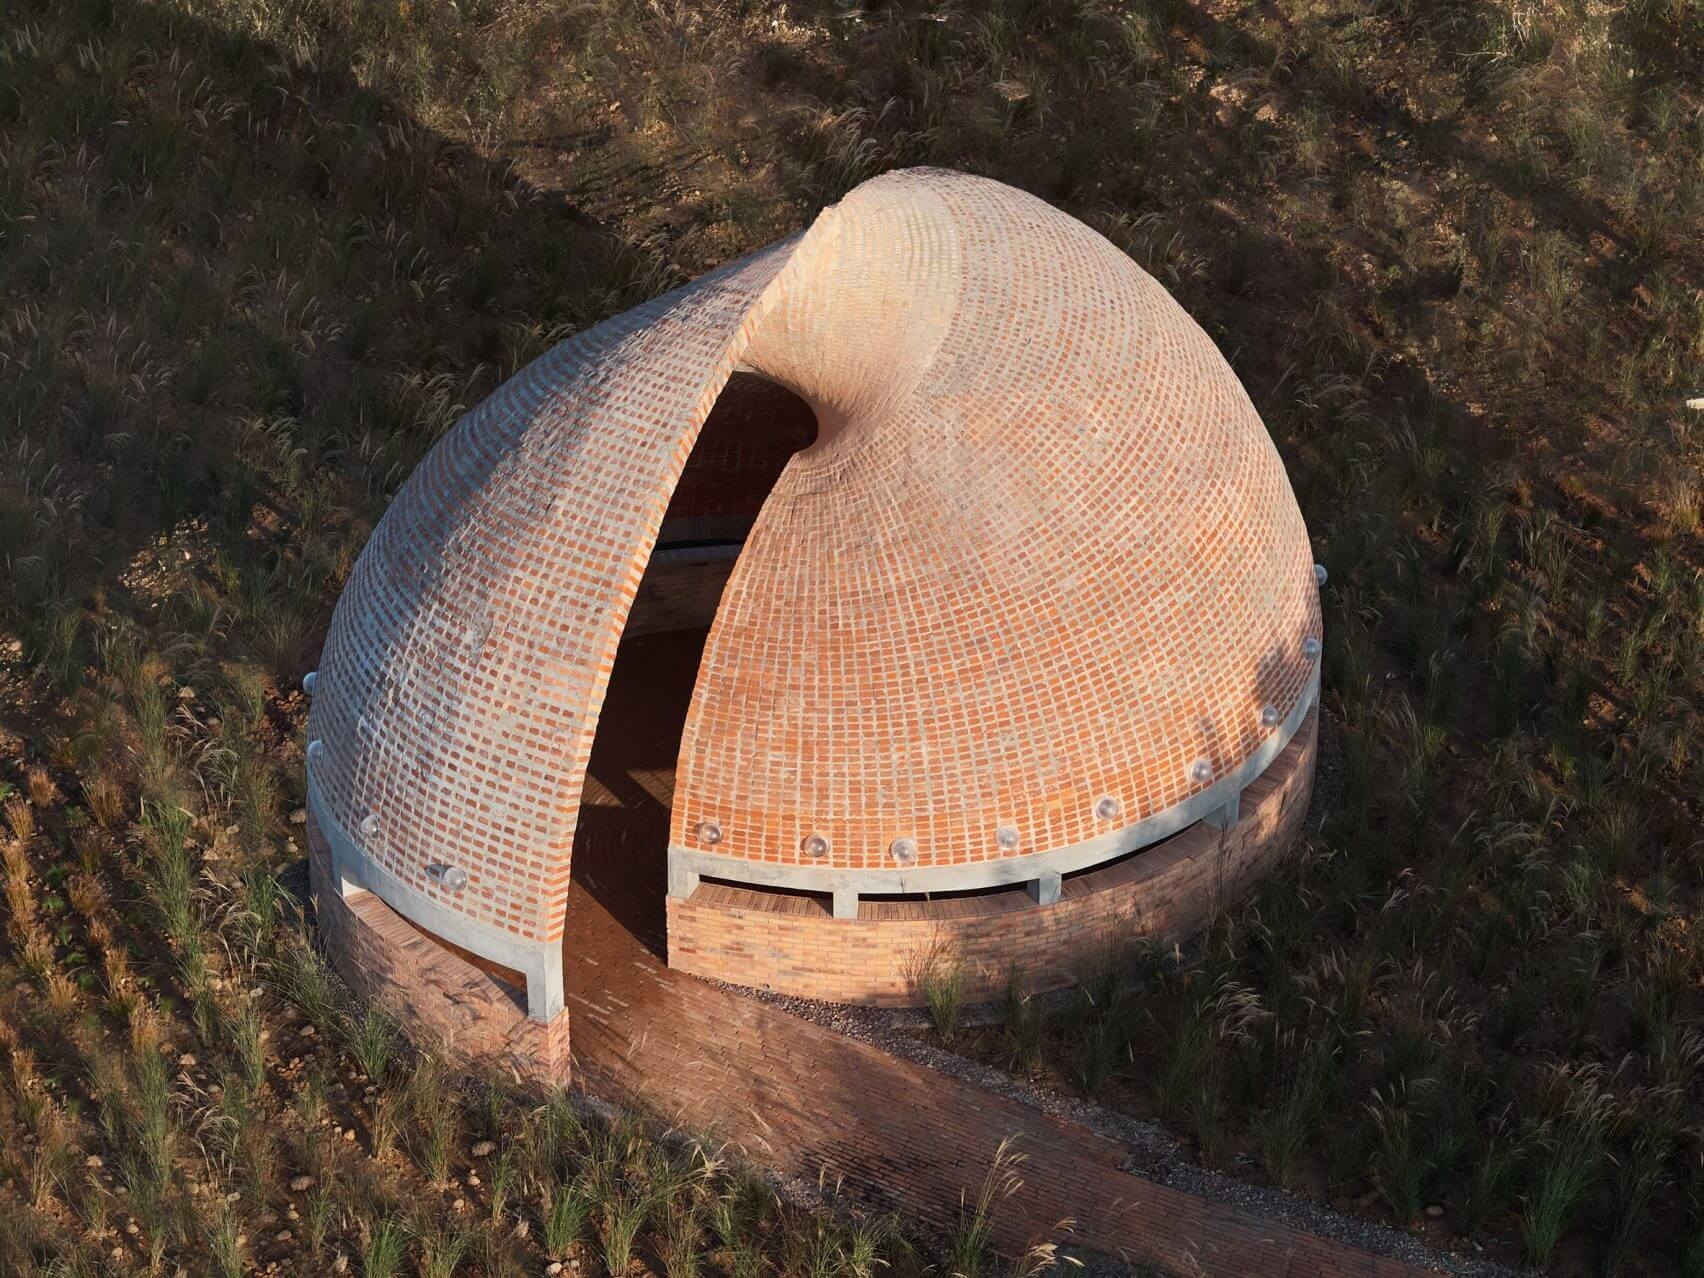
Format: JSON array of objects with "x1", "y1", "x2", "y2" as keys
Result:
[{"x1": 306, "y1": 167, "x2": 1322, "y2": 995}]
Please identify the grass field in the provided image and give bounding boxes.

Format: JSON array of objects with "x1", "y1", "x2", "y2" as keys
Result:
[{"x1": 1, "y1": 0, "x2": 1700, "y2": 1274}]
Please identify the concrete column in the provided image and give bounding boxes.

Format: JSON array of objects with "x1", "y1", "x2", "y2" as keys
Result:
[
  {"x1": 666, "y1": 851, "x2": 701, "y2": 900},
  {"x1": 1203, "y1": 788, "x2": 1242, "y2": 831},
  {"x1": 525, "y1": 941, "x2": 566, "y2": 1022},
  {"x1": 1027, "y1": 869, "x2": 1062, "y2": 905}
]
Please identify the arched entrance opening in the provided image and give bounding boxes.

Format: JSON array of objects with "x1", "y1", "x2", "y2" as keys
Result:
[{"x1": 569, "y1": 372, "x2": 818, "y2": 955}]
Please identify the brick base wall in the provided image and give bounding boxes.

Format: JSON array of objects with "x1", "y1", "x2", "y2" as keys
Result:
[
  {"x1": 307, "y1": 818, "x2": 571, "y2": 1085},
  {"x1": 667, "y1": 710, "x2": 1317, "y2": 1005}
]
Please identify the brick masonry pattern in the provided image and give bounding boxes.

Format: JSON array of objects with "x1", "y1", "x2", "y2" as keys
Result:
[
  {"x1": 669, "y1": 708, "x2": 1317, "y2": 1004},
  {"x1": 306, "y1": 167, "x2": 1321, "y2": 958},
  {"x1": 677, "y1": 174, "x2": 1321, "y2": 878}
]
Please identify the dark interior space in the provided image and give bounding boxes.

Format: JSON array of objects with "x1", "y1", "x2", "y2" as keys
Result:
[{"x1": 570, "y1": 372, "x2": 817, "y2": 954}]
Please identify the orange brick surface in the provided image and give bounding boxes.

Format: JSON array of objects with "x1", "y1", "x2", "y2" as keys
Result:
[
  {"x1": 306, "y1": 167, "x2": 1321, "y2": 967},
  {"x1": 669, "y1": 709, "x2": 1317, "y2": 1003}
]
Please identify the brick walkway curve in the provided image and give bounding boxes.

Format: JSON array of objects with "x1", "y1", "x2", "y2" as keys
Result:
[
  {"x1": 562, "y1": 633, "x2": 1432, "y2": 1278},
  {"x1": 564, "y1": 875, "x2": 1423, "y2": 1277}
]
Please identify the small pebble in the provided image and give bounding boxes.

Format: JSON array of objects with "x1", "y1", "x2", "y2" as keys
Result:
[
  {"x1": 471, "y1": 1140, "x2": 496, "y2": 1157},
  {"x1": 290, "y1": 1175, "x2": 314, "y2": 1192},
  {"x1": 275, "y1": 1230, "x2": 292, "y2": 1243},
  {"x1": 547, "y1": 1265, "x2": 563, "y2": 1276},
  {"x1": 1424, "y1": 1204, "x2": 1443, "y2": 1219},
  {"x1": 85, "y1": 1154, "x2": 103, "y2": 1168}
]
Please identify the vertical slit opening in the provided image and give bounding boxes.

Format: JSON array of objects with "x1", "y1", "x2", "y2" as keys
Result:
[{"x1": 568, "y1": 372, "x2": 818, "y2": 955}]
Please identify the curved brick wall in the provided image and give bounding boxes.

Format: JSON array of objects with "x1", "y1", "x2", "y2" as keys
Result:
[
  {"x1": 305, "y1": 166, "x2": 1321, "y2": 1047},
  {"x1": 668, "y1": 710, "x2": 1317, "y2": 1006},
  {"x1": 675, "y1": 175, "x2": 1320, "y2": 882},
  {"x1": 306, "y1": 817, "x2": 568, "y2": 1078}
]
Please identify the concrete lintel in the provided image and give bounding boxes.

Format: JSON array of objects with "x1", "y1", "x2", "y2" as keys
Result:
[
  {"x1": 1202, "y1": 788, "x2": 1242, "y2": 831},
  {"x1": 1026, "y1": 870, "x2": 1062, "y2": 906},
  {"x1": 669, "y1": 670, "x2": 1318, "y2": 899},
  {"x1": 307, "y1": 764, "x2": 563, "y2": 1024}
]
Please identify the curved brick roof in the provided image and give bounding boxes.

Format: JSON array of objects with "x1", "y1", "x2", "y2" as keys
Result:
[{"x1": 307, "y1": 168, "x2": 1320, "y2": 960}]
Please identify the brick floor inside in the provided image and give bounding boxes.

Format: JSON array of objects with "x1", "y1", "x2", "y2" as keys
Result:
[{"x1": 561, "y1": 629, "x2": 1430, "y2": 1278}]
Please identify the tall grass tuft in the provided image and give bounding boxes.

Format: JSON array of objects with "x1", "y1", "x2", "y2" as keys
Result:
[
  {"x1": 362, "y1": 1217, "x2": 410, "y2": 1278},
  {"x1": 343, "y1": 1000, "x2": 400, "y2": 1083},
  {"x1": 1001, "y1": 966, "x2": 1046, "y2": 1073},
  {"x1": 914, "y1": 938, "x2": 969, "y2": 1039},
  {"x1": 1521, "y1": 1066, "x2": 1618, "y2": 1264},
  {"x1": 1256, "y1": 1037, "x2": 1338, "y2": 1189}
]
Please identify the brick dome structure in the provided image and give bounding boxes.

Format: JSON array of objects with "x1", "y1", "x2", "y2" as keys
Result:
[{"x1": 305, "y1": 168, "x2": 1321, "y2": 1080}]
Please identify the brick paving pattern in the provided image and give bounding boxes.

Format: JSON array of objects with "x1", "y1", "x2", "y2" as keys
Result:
[{"x1": 568, "y1": 888, "x2": 1427, "y2": 1276}]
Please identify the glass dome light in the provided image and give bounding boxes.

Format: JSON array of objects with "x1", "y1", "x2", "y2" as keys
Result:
[
  {"x1": 303, "y1": 670, "x2": 319, "y2": 695},
  {"x1": 1302, "y1": 635, "x2": 1322, "y2": 660},
  {"x1": 1093, "y1": 795, "x2": 1120, "y2": 822},
  {"x1": 801, "y1": 833, "x2": 830, "y2": 859},
  {"x1": 307, "y1": 739, "x2": 325, "y2": 761},
  {"x1": 889, "y1": 837, "x2": 918, "y2": 866},
  {"x1": 1189, "y1": 758, "x2": 1214, "y2": 785},
  {"x1": 1260, "y1": 703, "x2": 1281, "y2": 729},
  {"x1": 359, "y1": 813, "x2": 380, "y2": 837},
  {"x1": 427, "y1": 863, "x2": 468, "y2": 890},
  {"x1": 995, "y1": 824, "x2": 1020, "y2": 852},
  {"x1": 694, "y1": 820, "x2": 723, "y2": 847},
  {"x1": 1313, "y1": 563, "x2": 1328, "y2": 587}
]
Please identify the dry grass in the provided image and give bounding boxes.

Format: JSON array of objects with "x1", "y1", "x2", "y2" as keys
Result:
[{"x1": 0, "y1": 0, "x2": 1700, "y2": 1274}]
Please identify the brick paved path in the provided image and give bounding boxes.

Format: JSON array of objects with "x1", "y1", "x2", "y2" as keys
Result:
[
  {"x1": 567, "y1": 875, "x2": 1434, "y2": 1276},
  {"x1": 563, "y1": 632, "x2": 1431, "y2": 1278}
]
